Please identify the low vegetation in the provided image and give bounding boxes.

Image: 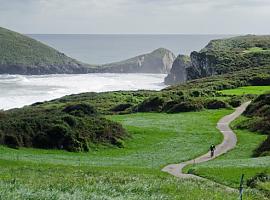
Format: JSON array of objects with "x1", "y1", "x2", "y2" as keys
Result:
[
  {"x1": 235, "y1": 93, "x2": 270, "y2": 156},
  {"x1": 0, "y1": 103, "x2": 127, "y2": 152}
]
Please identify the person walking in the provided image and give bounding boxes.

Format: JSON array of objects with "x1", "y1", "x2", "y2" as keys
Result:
[{"x1": 210, "y1": 144, "x2": 216, "y2": 157}]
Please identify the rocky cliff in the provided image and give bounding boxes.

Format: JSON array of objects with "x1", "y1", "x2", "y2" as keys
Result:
[
  {"x1": 98, "y1": 48, "x2": 175, "y2": 73},
  {"x1": 164, "y1": 55, "x2": 191, "y2": 85},
  {"x1": 165, "y1": 35, "x2": 270, "y2": 85}
]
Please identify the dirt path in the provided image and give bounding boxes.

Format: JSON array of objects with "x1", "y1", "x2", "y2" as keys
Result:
[{"x1": 162, "y1": 102, "x2": 251, "y2": 179}]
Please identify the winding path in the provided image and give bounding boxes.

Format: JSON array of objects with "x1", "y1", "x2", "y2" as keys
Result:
[{"x1": 162, "y1": 102, "x2": 251, "y2": 179}]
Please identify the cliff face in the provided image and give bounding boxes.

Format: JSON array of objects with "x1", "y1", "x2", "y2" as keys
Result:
[
  {"x1": 165, "y1": 35, "x2": 270, "y2": 85},
  {"x1": 99, "y1": 48, "x2": 176, "y2": 74},
  {"x1": 164, "y1": 55, "x2": 191, "y2": 85}
]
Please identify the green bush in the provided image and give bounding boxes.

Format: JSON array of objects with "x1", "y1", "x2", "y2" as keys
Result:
[
  {"x1": 249, "y1": 75, "x2": 270, "y2": 86},
  {"x1": 167, "y1": 101, "x2": 203, "y2": 113},
  {"x1": 0, "y1": 104, "x2": 127, "y2": 152},
  {"x1": 228, "y1": 97, "x2": 242, "y2": 107},
  {"x1": 254, "y1": 136, "x2": 270, "y2": 157},
  {"x1": 63, "y1": 103, "x2": 97, "y2": 116},
  {"x1": 247, "y1": 172, "x2": 270, "y2": 188},
  {"x1": 4, "y1": 135, "x2": 20, "y2": 149},
  {"x1": 204, "y1": 99, "x2": 228, "y2": 109},
  {"x1": 111, "y1": 103, "x2": 133, "y2": 112},
  {"x1": 137, "y1": 96, "x2": 164, "y2": 112}
]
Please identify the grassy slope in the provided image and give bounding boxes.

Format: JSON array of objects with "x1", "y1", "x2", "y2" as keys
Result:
[
  {"x1": 0, "y1": 27, "x2": 82, "y2": 67},
  {"x1": 189, "y1": 35, "x2": 270, "y2": 78},
  {"x1": 0, "y1": 109, "x2": 265, "y2": 199},
  {"x1": 220, "y1": 86, "x2": 270, "y2": 95}
]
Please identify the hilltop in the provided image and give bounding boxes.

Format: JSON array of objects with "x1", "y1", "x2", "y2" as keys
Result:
[
  {"x1": 99, "y1": 48, "x2": 175, "y2": 73},
  {"x1": 0, "y1": 27, "x2": 95, "y2": 74},
  {"x1": 166, "y1": 35, "x2": 270, "y2": 84}
]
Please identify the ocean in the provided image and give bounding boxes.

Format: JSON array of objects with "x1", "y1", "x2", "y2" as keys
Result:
[
  {"x1": 1, "y1": 34, "x2": 230, "y2": 109},
  {"x1": 28, "y1": 34, "x2": 230, "y2": 64}
]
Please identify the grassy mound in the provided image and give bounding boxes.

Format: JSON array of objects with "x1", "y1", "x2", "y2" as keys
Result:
[{"x1": 0, "y1": 103, "x2": 127, "y2": 151}]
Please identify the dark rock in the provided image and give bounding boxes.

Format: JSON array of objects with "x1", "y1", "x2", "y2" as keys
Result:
[{"x1": 164, "y1": 55, "x2": 191, "y2": 85}]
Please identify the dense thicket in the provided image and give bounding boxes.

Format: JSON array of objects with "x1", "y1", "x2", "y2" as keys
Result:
[{"x1": 0, "y1": 103, "x2": 127, "y2": 151}]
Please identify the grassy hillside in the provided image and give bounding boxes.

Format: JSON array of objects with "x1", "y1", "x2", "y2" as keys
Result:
[
  {"x1": 0, "y1": 110, "x2": 266, "y2": 199},
  {"x1": 195, "y1": 35, "x2": 270, "y2": 75},
  {"x1": 166, "y1": 35, "x2": 270, "y2": 84},
  {"x1": 0, "y1": 27, "x2": 93, "y2": 74}
]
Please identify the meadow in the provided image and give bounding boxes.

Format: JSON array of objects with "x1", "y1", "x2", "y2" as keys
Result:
[
  {"x1": 220, "y1": 85, "x2": 270, "y2": 96},
  {"x1": 184, "y1": 117, "x2": 270, "y2": 195},
  {"x1": 0, "y1": 109, "x2": 266, "y2": 199}
]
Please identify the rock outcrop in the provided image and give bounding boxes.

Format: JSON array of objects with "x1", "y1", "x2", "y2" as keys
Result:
[
  {"x1": 98, "y1": 48, "x2": 176, "y2": 73},
  {"x1": 164, "y1": 55, "x2": 191, "y2": 85}
]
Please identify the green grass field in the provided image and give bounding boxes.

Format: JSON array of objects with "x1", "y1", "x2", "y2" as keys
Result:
[
  {"x1": 184, "y1": 117, "x2": 270, "y2": 191},
  {"x1": 220, "y1": 86, "x2": 270, "y2": 95},
  {"x1": 243, "y1": 47, "x2": 270, "y2": 54},
  {"x1": 0, "y1": 110, "x2": 267, "y2": 199},
  {"x1": 0, "y1": 109, "x2": 265, "y2": 199}
]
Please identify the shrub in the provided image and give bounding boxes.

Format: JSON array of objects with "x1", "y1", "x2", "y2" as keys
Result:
[
  {"x1": 254, "y1": 136, "x2": 270, "y2": 157},
  {"x1": 167, "y1": 101, "x2": 203, "y2": 113},
  {"x1": 137, "y1": 96, "x2": 164, "y2": 112},
  {"x1": 249, "y1": 75, "x2": 270, "y2": 86},
  {"x1": 62, "y1": 115, "x2": 77, "y2": 127},
  {"x1": 228, "y1": 97, "x2": 242, "y2": 107},
  {"x1": 112, "y1": 138, "x2": 125, "y2": 148},
  {"x1": 247, "y1": 172, "x2": 270, "y2": 188},
  {"x1": 63, "y1": 103, "x2": 97, "y2": 116},
  {"x1": 111, "y1": 103, "x2": 133, "y2": 112},
  {"x1": 204, "y1": 99, "x2": 228, "y2": 109},
  {"x1": 0, "y1": 104, "x2": 127, "y2": 152},
  {"x1": 162, "y1": 100, "x2": 179, "y2": 112},
  {"x1": 4, "y1": 135, "x2": 20, "y2": 149}
]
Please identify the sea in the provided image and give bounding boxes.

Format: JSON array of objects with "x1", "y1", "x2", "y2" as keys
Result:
[{"x1": 1, "y1": 34, "x2": 230, "y2": 110}]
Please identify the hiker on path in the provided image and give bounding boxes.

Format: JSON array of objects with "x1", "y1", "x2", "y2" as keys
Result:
[{"x1": 210, "y1": 144, "x2": 216, "y2": 157}]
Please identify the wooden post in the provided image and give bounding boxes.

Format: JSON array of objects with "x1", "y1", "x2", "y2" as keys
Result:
[{"x1": 239, "y1": 174, "x2": 244, "y2": 200}]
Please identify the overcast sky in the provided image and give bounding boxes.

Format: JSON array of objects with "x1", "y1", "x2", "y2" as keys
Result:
[{"x1": 1, "y1": 0, "x2": 270, "y2": 34}]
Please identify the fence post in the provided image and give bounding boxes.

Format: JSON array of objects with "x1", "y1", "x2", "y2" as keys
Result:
[{"x1": 239, "y1": 174, "x2": 244, "y2": 200}]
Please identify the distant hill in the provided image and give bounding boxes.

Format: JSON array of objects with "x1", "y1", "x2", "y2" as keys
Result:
[
  {"x1": 98, "y1": 48, "x2": 175, "y2": 73},
  {"x1": 165, "y1": 35, "x2": 270, "y2": 85},
  {"x1": 0, "y1": 27, "x2": 175, "y2": 75},
  {"x1": 0, "y1": 27, "x2": 95, "y2": 74}
]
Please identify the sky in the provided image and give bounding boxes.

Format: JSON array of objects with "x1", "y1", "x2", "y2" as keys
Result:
[{"x1": 1, "y1": 0, "x2": 270, "y2": 34}]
